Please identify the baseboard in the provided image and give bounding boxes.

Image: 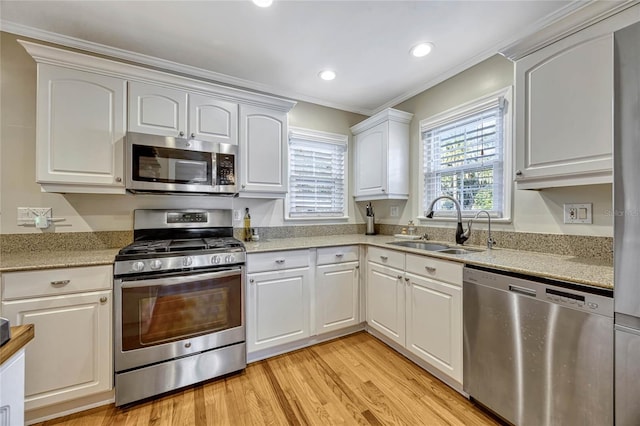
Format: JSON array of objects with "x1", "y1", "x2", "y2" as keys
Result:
[
  {"x1": 247, "y1": 323, "x2": 366, "y2": 363},
  {"x1": 25, "y1": 390, "x2": 114, "y2": 425}
]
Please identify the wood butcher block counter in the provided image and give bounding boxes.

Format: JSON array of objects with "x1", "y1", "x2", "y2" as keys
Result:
[{"x1": 0, "y1": 324, "x2": 34, "y2": 366}]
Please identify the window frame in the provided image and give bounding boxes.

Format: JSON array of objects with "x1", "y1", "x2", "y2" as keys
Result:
[
  {"x1": 417, "y1": 86, "x2": 513, "y2": 223},
  {"x1": 285, "y1": 127, "x2": 349, "y2": 221}
]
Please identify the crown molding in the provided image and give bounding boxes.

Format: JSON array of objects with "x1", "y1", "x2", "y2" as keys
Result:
[
  {"x1": 349, "y1": 108, "x2": 413, "y2": 134},
  {"x1": 500, "y1": 0, "x2": 640, "y2": 60}
]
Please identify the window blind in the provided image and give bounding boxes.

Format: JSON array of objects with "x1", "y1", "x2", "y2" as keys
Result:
[
  {"x1": 422, "y1": 99, "x2": 505, "y2": 217},
  {"x1": 288, "y1": 134, "x2": 347, "y2": 218}
]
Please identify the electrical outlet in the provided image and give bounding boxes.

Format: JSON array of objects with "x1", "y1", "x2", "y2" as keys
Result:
[
  {"x1": 233, "y1": 209, "x2": 242, "y2": 221},
  {"x1": 390, "y1": 206, "x2": 399, "y2": 217},
  {"x1": 563, "y1": 203, "x2": 592, "y2": 224},
  {"x1": 17, "y1": 207, "x2": 52, "y2": 225}
]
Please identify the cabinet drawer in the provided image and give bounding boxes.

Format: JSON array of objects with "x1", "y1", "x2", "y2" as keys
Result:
[
  {"x1": 317, "y1": 246, "x2": 359, "y2": 266},
  {"x1": 247, "y1": 250, "x2": 309, "y2": 274},
  {"x1": 2, "y1": 265, "x2": 113, "y2": 300},
  {"x1": 368, "y1": 246, "x2": 404, "y2": 270},
  {"x1": 405, "y1": 254, "x2": 463, "y2": 286}
]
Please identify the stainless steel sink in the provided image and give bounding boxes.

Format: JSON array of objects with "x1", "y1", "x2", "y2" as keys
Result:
[
  {"x1": 387, "y1": 240, "x2": 485, "y2": 254},
  {"x1": 387, "y1": 241, "x2": 450, "y2": 251}
]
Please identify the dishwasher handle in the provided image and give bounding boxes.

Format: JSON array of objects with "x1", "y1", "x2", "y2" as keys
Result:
[{"x1": 509, "y1": 284, "x2": 536, "y2": 298}]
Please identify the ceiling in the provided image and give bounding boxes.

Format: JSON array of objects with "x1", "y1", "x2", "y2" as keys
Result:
[{"x1": 1, "y1": 0, "x2": 591, "y2": 115}]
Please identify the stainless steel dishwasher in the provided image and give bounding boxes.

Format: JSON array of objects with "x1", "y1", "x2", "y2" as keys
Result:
[{"x1": 463, "y1": 266, "x2": 613, "y2": 426}]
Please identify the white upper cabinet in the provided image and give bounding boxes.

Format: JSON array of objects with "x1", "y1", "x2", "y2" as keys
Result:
[
  {"x1": 351, "y1": 108, "x2": 413, "y2": 201},
  {"x1": 36, "y1": 64, "x2": 126, "y2": 193},
  {"x1": 128, "y1": 82, "x2": 238, "y2": 144},
  {"x1": 513, "y1": 16, "x2": 624, "y2": 189},
  {"x1": 238, "y1": 105, "x2": 288, "y2": 197}
]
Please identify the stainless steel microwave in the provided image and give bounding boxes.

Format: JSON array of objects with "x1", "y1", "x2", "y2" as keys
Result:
[{"x1": 126, "y1": 132, "x2": 237, "y2": 195}]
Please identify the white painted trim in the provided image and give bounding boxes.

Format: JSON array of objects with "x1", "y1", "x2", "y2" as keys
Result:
[
  {"x1": 500, "y1": 0, "x2": 640, "y2": 60},
  {"x1": 289, "y1": 127, "x2": 348, "y2": 146},
  {"x1": 18, "y1": 39, "x2": 297, "y2": 112},
  {"x1": 349, "y1": 108, "x2": 413, "y2": 134}
]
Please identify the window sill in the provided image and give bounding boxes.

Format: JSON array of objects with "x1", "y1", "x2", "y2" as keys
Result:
[
  {"x1": 284, "y1": 216, "x2": 350, "y2": 222},
  {"x1": 417, "y1": 215, "x2": 512, "y2": 225}
]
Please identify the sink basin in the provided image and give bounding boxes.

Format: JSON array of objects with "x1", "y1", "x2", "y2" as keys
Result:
[
  {"x1": 387, "y1": 240, "x2": 485, "y2": 254},
  {"x1": 387, "y1": 241, "x2": 450, "y2": 251}
]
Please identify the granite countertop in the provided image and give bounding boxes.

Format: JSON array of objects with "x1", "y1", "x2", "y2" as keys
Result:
[
  {"x1": 0, "y1": 324, "x2": 35, "y2": 366},
  {"x1": 245, "y1": 235, "x2": 613, "y2": 290},
  {"x1": 0, "y1": 235, "x2": 613, "y2": 289}
]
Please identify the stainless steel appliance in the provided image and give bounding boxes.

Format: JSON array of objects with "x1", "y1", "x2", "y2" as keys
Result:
[
  {"x1": 463, "y1": 266, "x2": 614, "y2": 425},
  {"x1": 614, "y1": 21, "x2": 640, "y2": 426},
  {"x1": 113, "y1": 209, "x2": 246, "y2": 406},
  {"x1": 126, "y1": 132, "x2": 237, "y2": 194}
]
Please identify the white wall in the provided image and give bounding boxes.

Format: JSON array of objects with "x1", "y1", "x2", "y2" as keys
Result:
[
  {"x1": 390, "y1": 54, "x2": 613, "y2": 237},
  {"x1": 0, "y1": 32, "x2": 366, "y2": 234}
]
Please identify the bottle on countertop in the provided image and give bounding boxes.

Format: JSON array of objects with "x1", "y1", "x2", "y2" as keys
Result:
[{"x1": 244, "y1": 208, "x2": 251, "y2": 242}]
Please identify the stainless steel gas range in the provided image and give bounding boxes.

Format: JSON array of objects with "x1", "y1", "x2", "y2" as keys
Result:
[{"x1": 113, "y1": 209, "x2": 246, "y2": 406}]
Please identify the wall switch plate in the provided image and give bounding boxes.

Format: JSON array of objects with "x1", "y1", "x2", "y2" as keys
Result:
[
  {"x1": 17, "y1": 207, "x2": 53, "y2": 226},
  {"x1": 233, "y1": 209, "x2": 242, "y2": 221},
  {"x1": 390, "y1": 206, "x2": 399, "y2": 217},
  {"x1": 563, "y1": 203, "x2": 592, "y2": 224}
]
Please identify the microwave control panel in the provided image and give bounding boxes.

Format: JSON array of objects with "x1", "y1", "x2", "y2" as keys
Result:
[{"x1": 216, "y1": 153, "x2": 235, "y2": 185}]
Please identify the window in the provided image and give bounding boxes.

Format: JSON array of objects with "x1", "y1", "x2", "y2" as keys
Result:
[
  {"x1": 287, "y1": 127, "x2": 348, "y2": 219},
  {"x1": 420, "y1": 87, "x2": 512, "y2": 220}
]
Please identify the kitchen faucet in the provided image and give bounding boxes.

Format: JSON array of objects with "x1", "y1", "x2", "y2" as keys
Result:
[
  {"x1": 424, "y1": 195, "x2": 470, "y2": 245},
  {"x1": 467, "y1": 210, "x2": 496, "y2": 249}
]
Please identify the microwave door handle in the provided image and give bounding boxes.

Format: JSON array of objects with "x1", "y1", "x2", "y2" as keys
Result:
[{"x1": 119, "y1": 268, "x2": 242, "y2": 289}]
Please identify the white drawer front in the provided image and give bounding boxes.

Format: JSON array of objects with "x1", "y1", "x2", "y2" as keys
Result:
[
  {"x1": 2, "y1": 265, "x2": 113, "y2": 300},
  {"x1": 317, "y1": 245, "x2": 359, "y2": 266},
  {"x1": 367, "y1": 246, "x2": 404, "y2": 270},
  {"x1": 405, "y1": 253, "x2": 463, "y2": 285},
  {"x1": 247, "y1": 249, "x2": 310, "y2": 273}
]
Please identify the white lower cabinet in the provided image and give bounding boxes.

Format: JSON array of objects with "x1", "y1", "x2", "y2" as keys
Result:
[
  {"x1": 0, "y1": 349, "x2": 26, "y2": 426},
  {"x1": 246, "y1": 250, "x2": 311, "y2": 353},
  {"x1": 316, "y1": 246, "x2": 360, "y2": 335},
  {"x1": 0, "y1": 266, "x2": 113, "y2": 411},
  {"x1": 367, "y1": 247, "x2": 463, "y2": 384}
]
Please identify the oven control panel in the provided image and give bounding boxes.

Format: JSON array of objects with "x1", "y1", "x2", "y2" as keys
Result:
[
  {"x1": 115, "y1": 251, "x2": 246, "y2": 276},
  {"x1": 166, "y1": 212, "x2": 208, "y2": 223}
]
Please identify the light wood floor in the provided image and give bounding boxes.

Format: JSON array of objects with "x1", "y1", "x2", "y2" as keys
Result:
[{"x1": 35, "y1": 332, "x2": 501, "y2": 425}]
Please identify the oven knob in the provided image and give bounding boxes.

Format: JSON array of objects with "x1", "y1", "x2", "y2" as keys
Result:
[
  {"x1": 225, "y1": 254, "x2": 236, "y2": 264},
  {"x1": 211, "y1": 255, "x2": 222, "y2": 265},
  {"x1": 150, "y1": 260, "x2": 162, "y2": 270},
  {"x1": 183, "y1": 256, "x2": 193, "y2": 267},
  {"x1": 132, "y1": 261, "x2": 145, "y2": 272}
]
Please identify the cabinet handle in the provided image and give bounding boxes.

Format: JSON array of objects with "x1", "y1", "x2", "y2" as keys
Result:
[
  {"x1": 397, "y1": 275, "x2": 403, "y2": 280},
  {"x1": 275, "y1": 259, "x2": 285, "y2": 264},
  {"x1": 355, "y1": 265, "x2": 359, "y2": 269},
  {"x1": 380, "y1": 255, "x2": 388, "y2": 261},
  {"x1": 241, "y1": 184, "x2": 246, "y2": 189},
  {"x1": 425, "y1": 266, "x2": 436, "y2": 273},
  {"x1": 335, "y1": 253, "x2": 344, "y2": 258},
  {"x1": 515, "y1": 170, "x2": 523, "y2": 176},
  {"x1": 381, "y1": 188, "x2": 386, "y2": 192},
  {"x1": 179, "y1": 131, "x2": 185, "y2": 137},
  {"x1": 99, "y1": 296, "x2": 108, "y2": 303},
  {"x1": 404, "y1": 277, "x2": 409, "y2": 282},
  {"x1": 115, "y1": 177, "x2": 122, "y2": 183},
  {"x1": 50, "y1": 280, "x2": 70, "y2": 286}
]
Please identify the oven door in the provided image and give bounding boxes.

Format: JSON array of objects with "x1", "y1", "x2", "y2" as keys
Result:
[{"x1": 114, "y1": 267, "x2": 244, "y2": 372}]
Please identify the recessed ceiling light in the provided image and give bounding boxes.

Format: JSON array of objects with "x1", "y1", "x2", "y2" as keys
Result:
[
  {"x1": 319, "y1": 70, "x2": 336, "y2": 81},
  {"x1": 410, "y1": 42, "x2": 434, "y2": 58},
  {"x1": 253, "y1": 0, "x2": 273, "y2": 7}
]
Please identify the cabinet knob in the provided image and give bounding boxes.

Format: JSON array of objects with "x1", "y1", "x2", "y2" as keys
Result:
[
  {"x1": 99, "y1": 296, "x2": 108, "y2": 303},
  {"x1": 115, "y1": 177, "x2": 122, "y2": 183},
  {"x1": 381, "y1": 188, "x2": 386, "y2": 192},
  {"x1": 515, "y1": 170, "x2": 523, "y2": 176},
  {"x1": 179, "y1": 131, "x2": 185, "y2": 137},
  {"x1": 355, "y1": 265, "x2": 359, "y2": 269},
  {"x1": 190, "y1": 133, "x2": 195, "y2": 138},
  {"x1": 404, "y1": 277, "x2": 409, "y2": 282},
  {"x1": 250, "y1": 279, "x2": 255, "y2": 284},
  {"x1": 397, "y1": 275, "x2": 403, "y2": 279},
  {"x1": 241, "y1": 184, "x2": 246, "y2": 189}
]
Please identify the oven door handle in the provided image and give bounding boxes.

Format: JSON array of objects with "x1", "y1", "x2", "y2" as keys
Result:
[{"x1": 119, "y1": 268, "x2": 242, "y2": 289}]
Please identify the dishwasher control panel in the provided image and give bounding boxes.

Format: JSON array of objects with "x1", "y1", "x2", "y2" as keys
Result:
[{"x1": 464, "y1": 266, "x2": 613, "y2": 317}]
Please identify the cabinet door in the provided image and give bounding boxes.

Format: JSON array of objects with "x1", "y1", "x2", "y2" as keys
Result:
[
  {"x1": 0, "y1": 350, "x2": 25, "y2": 426},
  {"x1": 515, "y1": 32, "x2": 613, "y2": 188},
  {"x1": 405, "y1": 272, "x2": 462, "y2": 383},
  {"x1": 188, "y1": 93, "x2": 238, "y2": 145},
  {"x1": 316, "y1": 261, "x2": 359, "y2": 335},
  {"x1": 1, "y1": 290, "x2": 112, "y2": 410},
  {"x1": 128, "y1": 81, "x2": 187, "y2": 137},
  {"x1": 246, "y1": 268, "x2": 310, "y2": 353},
  {"x1": 238, "y1": 105, "x2": 288, "y2": 195},
  {"x1": 366, "y1": 262, "x2": 405, "y2": 345},
  {"x1": 354, "y1": 122, "x2": 388, "y2": 198},
  {"x1": 36, "y1": 65, "x2": 126, "y2": 193}
]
